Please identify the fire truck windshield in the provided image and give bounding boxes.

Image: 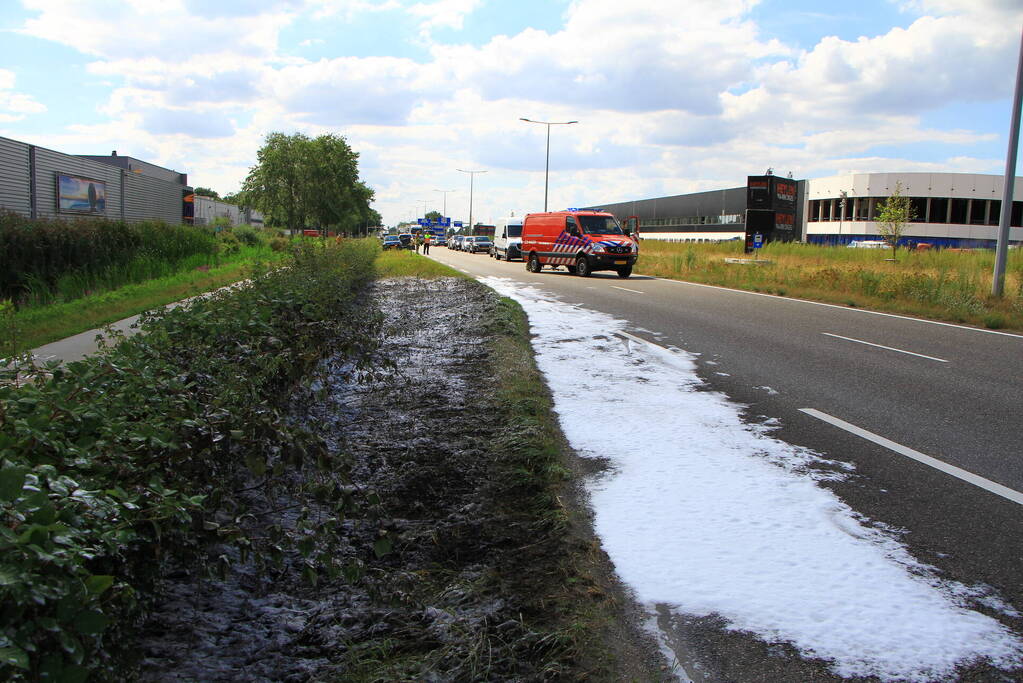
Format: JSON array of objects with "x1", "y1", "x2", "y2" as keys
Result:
[{"x1": 578, "y1": 215, "x2": 624, "y2": 235}]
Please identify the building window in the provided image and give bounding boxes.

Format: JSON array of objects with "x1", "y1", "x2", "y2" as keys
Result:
[
  {"x1": 1013, "y1": 201, "x2": 1023, "y2": 228},
  {"x1": 989, "y1": 200, "x2": 1001, "y2": 225},
  {"x1": 854, "y1": 198, "x2": 870, "y2": 220},
  {"x1": 970, "y1": 199, "x2": 987, "y2": 225},
  {"x1": 821, "y1": 200, "x2": 832, "y2": 221},
  {"x1": 930, "y1": 197, "x2": 948, "y2": 224},
  {"x1": 910, "y1": 197, "x2": 927, "y2": 222},
  {"x1": 950, "y1": 198, "x2": 969, "y2": 224}
]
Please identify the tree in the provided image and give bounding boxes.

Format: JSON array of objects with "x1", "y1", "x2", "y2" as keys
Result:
[
  {"x1": 425, "y1": 210, "x2": 442, "y2": 222},
  {"x1": 242, "y1": 132, "x2": 376, "y2": 235},
  {"x1": 242, "y1": 132, "x2": 310, "y2": 231},
  {"x1": 193, "y1": 187, "x2": 221, "y2": 200},
  {"x1": 221, "y1": 190, "x2": 250, "y2": 207},
  {"x1": 876, "y1": 182, "x2": 915, "y2": 259}
]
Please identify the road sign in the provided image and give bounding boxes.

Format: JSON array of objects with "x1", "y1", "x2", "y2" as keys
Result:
[{"x1": 753, "y1": 233, "x2": 764, "y2": 249}]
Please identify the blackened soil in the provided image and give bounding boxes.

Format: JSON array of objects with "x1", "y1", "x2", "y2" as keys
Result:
[{"x1": 135, "y1": 277, "x2": 667, "y2": 682}]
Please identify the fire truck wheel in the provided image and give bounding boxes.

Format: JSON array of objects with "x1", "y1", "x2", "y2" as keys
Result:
[
  {"x1": 575, "y1": 256, "x2": 591, "y2": 277},
  {"x1": 527, "y1": 254, "x2": 541, "y2": 273}
]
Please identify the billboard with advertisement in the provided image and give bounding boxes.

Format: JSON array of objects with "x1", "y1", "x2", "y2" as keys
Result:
[
  {"x1": 747, "y1": 175, "x2": 796, "y2": 212},
  {"x1": 57, "y1": 173, "x2": 106, "y2": 214},
  {"x1": 745, "y1": 176, "x2": 800, "y2": 252}
]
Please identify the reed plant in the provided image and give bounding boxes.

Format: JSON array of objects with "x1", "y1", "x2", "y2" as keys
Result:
[
  {"x1": 635, "y1": 240, "x2": 1023, "y2": 330},
  {"x1": 0, "y1": 212, "x2": 273, "y2": 306}
]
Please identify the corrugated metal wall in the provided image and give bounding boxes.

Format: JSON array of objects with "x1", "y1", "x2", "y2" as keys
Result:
[
  {"x1": 0, "y1": 135, "x2": 186, "y2": 224},
  {"x1": 124, "y1": 172, "x2": 184, "y2": 224},
  {"x1": 193, "y1": 195, "x2": 242, "y2": 226},
  {"x1": 0, "y1": 136, "x2": 32, "y2": 215},
  {"x1": 33, "y1": 146, "x2": 124, "y2": 220}
]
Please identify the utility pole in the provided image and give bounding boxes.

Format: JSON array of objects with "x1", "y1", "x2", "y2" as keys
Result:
[
  {"x1": 434, "y1": 189, "x2": 455, "y2": 217},
  {"x1": 456, "y1": 169, "x2": 486, "y2": 234},
  {"x1": 993, "y1": 27, "x2": 1023, "y2": 297},
  {"x1": 520, "y1": 118, "x2": 578, "y2": 211}
]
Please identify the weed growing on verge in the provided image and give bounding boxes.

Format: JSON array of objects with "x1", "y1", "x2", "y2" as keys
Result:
[
  {"x1": 0, "y1": 239, "x2": 383, "y2": 680},
  {"x1": 636, "y1": 240, "x2": 1023, "y2": 330}
]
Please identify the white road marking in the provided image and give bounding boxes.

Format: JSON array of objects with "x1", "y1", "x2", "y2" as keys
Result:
[
  {"x1": 821, "y1": 333, "x2": 949, "y2": 363},
  {"x1": 658, "y1": 278, "x2": 1023, "y2": 339},
  {"x1": 611, "y1": 285, "x2": 645, "y2": 294},
  {"x1": 800, "y1": 408, "x2": 1023, "y2": 506}
]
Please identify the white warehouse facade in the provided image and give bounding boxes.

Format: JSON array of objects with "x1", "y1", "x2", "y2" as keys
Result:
[
  {"x1": 805, "y1": 172, "x2": 1023, "y2": 248},
  {"x1": 588, "y1": 171, "x2": 1023, "y2": 249}
]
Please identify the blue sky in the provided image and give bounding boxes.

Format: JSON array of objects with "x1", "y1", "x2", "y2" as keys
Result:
[{"x1": 0, "y1": 0, "x2": 1020, "y2": 226}]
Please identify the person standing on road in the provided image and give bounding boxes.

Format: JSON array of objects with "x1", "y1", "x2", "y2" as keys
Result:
[
  {"x1": 423, "y1": 234, "x2": 432, "y2": 254},
  {"x1": 415, "y1": 233, "x2": 422, "y2": 253}
]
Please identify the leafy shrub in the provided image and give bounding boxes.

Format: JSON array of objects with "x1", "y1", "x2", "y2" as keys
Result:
[
  {"x1": 215, "y1": 230, "x2": 241, "y2": 255},
  {"x1": 0, "y1": 238, "x2": 382, "y2": 680},
  {"x1": 231, "y1": 225, "x2": 263, "y2": 247},
  {"x1": 269, "y1": 236, "x2": 289, "y2": 252}
]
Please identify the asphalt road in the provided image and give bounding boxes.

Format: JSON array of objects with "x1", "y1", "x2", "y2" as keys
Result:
[{"x1": 429, "y1": 245, "x2": 1023, "y2": 681}]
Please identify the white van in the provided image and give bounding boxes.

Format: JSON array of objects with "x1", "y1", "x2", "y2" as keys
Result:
[{"x1": 491, "y1": 216, "x2": 524, "y2": 261}]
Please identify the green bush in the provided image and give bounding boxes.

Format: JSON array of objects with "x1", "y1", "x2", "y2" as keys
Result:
[
  {"x1": 0, "y1": 238, "x2": 382, "y2": 680},
  {"x1": 215, "y1": 230, "x2": 241, "y2": 255},
  {"x1": 231, "y1": 225, "x2": 263, "y2": 247},
  {"x1": 0, "y1": 212, "x2": 218, "y2": 303},
  {"x1": 269, "y1": 235, "x2": 289, "y2": 252}
]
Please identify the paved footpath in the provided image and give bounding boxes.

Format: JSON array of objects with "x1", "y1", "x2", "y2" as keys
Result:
[
  {"x1": 28, "y1": 314, "x2": 144, "y2": 365},
  {"x1": 22, "y1": 281, "x2": 252, "y2": 366}
]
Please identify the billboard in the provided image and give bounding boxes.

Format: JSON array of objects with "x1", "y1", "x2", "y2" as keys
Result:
[
  {"x1": 747, "y1": 175, "x2": 796, "y2": 212},
  {"x1": 57, "y1": 173, "x2": 106, "y2": 214}
]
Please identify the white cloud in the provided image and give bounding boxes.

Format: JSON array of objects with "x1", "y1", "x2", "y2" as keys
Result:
[
  {"x1": 408, "y1": 0, "x2": 482, "y2": 34},
  {"x1": 0, "y1": 68, "x2": 47, "y2": 121},
  {"x1": 18, "y1": 0, "x2": 294, "y2": 60},
  {"x1": 5, "y1": 0, "x2": 1022, "y2": 225}
]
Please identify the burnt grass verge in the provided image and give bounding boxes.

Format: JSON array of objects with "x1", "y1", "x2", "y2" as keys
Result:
[{"x1": 136, "y1": 276, "x2": 668, "y2": 681}]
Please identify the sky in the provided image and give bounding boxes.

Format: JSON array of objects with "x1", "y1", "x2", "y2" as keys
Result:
[
  {"x1": 482, "y1": 274, "x2": 1023, "y2": 682},
  {"x1": 0, "y1": 0, "x2": 1021, "y2": 227}
]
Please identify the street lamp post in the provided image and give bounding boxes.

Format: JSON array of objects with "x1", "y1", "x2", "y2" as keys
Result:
[
  {"x1": 520, "y1": 117, "x2": 578, "y2": 211},
  {"x1": 434, "y1": 189, "x2": 455, "y2": 217},
  {"x1": 456, "y1": 169, "x2": 486, "y2": 234}
]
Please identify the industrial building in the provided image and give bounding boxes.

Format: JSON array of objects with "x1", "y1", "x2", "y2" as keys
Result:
[
  {"x1": 0, "y1": 135, "x2": 261, "y2": 227},
  {"x1": 587, "y1": 172, "x2": 1023, "y2": 249}
]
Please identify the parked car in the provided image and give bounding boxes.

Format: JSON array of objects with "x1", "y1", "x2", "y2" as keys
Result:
[
  {"x1": 398, "y1": 233, "x2": 415, "y2": 249},
  {"x1": 467, "y1": 235, "x2": 493, "y2": 254},
  {"x1": 381, "y1": 235, "x2": 402, "y2": 250},
  {"x1": 450, "y1": 235, "x2": 465, "y2": 250}
]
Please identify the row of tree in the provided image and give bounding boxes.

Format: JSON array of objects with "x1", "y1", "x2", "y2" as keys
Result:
[{"x1": 232, "y1": 132, "x2": 380, "y2": 235}]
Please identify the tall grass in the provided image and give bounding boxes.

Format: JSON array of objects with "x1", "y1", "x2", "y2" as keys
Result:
[
  {"x1": 636, "y1": 240, "x2": 1023, "y2": 330},
  {"x1": 0, "y1": 211, "x2": 276, "y2": 307}
]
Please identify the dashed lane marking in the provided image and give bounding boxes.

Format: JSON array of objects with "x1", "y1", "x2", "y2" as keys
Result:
[
  {"x1": 611, "y1": 286, "x2": 645, "y2": 294},
  {"x1": 821, "y1": 333, "x2": 949, "y2": 363},
  {"x1": 800, "y1": 408, "x2": 1023, "y2": 506}
]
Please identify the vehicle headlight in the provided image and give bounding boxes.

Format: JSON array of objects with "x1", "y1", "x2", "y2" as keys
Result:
[
  {"x1": 590, "y1": 243, "x2": 605, "y2": 253},
  {"x1": 630, "y1": 241, "x2": 638, "y2": 253}
]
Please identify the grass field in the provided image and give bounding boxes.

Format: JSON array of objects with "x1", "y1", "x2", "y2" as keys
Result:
[{"x1": 635, "y1": 240, "x2": 1023, "y2": 331}]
